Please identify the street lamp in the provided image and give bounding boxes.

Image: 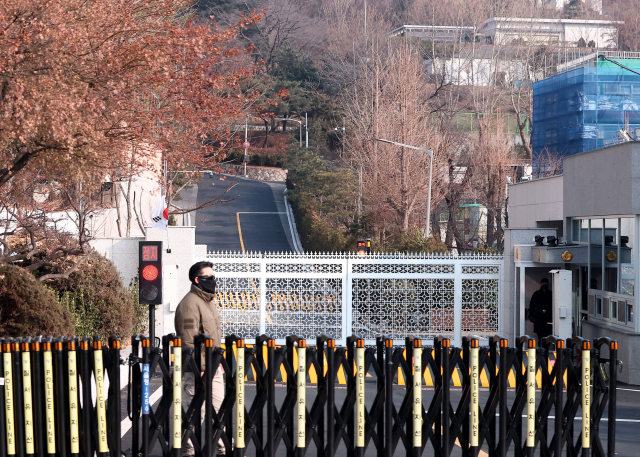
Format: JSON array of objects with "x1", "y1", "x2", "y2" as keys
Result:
[
  {"x1": 278, "y1": 118, "x2": 306, "y2": 148},
  {"x1": 375, "y1": 138, "x2": 434, "y2": 238}
]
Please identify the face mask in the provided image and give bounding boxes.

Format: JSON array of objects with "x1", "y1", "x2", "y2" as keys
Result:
[
  {"x1": 541, "y1": 284, "x2": 549, "y2": 291},
  {"x1": 197, "y1": 276, "x2": 216, "y2": 294}
]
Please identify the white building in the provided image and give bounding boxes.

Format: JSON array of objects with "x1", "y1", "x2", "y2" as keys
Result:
[{"x1": 480, "y1": 17, "x2": 619, "y2": 48}]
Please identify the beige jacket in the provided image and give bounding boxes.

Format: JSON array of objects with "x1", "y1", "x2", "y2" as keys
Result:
[{"x1": 174, "y1": 284, "x2": 222, "y2": 370}]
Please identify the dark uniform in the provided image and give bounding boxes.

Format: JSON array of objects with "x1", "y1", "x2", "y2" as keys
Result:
[{"x1": 529, "y1": 287, "x2": 553, "y2": 341}]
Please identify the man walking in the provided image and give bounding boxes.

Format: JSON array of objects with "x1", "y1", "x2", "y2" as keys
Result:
[
  {"x1": 175, "y1": 261, "x2": 225, "y2": 455},
  {"x1": 529, "y1": 277, "x2": 553, "y2": 342}
]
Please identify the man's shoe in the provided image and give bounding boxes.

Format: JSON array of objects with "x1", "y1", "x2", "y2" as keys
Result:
[{"x1": 183, "y1": 448, "x2": 195, "y2": 456}]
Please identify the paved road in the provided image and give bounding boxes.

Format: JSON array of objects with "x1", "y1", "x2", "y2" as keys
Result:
[{"x1": 194, "y1": 174, "x2": 294, "y2": 253}]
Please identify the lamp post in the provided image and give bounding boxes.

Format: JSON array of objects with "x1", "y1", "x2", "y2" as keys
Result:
[
  {"x1": 278, "y1": 118, "x2": 304, "y2": 148},
  {"x1": 375, "y1": 138, "x2": 434, "y2": 238}
]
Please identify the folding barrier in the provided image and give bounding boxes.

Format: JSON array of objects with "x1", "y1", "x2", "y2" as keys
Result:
[{"x1": 0, "y1": 333, "x2": 618, "y2": 457}]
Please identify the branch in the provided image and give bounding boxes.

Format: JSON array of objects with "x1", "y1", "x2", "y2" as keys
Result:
[{"x1": 37, "y1": 251, "x2": 93, "y2": 282}]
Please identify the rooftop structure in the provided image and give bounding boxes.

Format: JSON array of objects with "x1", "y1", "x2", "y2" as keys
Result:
[
  {"x1": 388, "y1": 25, "x2": 476, "y2": 42},
  {"x1": 480, "y1": 17, "x2": 618, "y2": 48},
  {"x1": 533, "y1": 53, "x2": 640, "y2": 157}
]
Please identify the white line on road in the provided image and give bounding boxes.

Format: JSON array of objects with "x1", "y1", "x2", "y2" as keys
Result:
[
  {"x1": 121, "y1": 387, "x2": 163, "y2": 438},
  {"x1": 617, "y1": 387, "x2": 640, "y2": 392}
]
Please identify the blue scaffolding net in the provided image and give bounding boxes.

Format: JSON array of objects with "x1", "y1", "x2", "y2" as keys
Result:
[{"x1": 533, "y1": 58, "x2": 640, "y2": 158}]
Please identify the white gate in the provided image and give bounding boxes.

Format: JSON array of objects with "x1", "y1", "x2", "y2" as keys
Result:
[{"x1": 203, "y1": 252, "x2": 503, "y2": 346}]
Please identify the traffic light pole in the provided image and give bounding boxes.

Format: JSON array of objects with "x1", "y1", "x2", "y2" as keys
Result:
[{"x1": 149, "y1": 306, "x2": 155, "y2": 348}]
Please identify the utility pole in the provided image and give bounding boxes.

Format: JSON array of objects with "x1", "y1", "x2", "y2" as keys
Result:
[
  {"x1": 358, "y1": 165, "x2": 363, "y2": 219},
  {"x1": 244, "y1": 117, "x2": 248, "y2": 177},
  {"x1": 305, "y1": 113, "x2": 308, "y2": 148}
]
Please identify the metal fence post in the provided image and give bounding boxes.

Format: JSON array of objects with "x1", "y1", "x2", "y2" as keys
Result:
[
  {"x1": 41, "y1": 339, "x2": 56, "y2": 457},
  {"x1": 29, "y1": 339, "x2": 45, "y2": 457},
  {"x1": 384, "y1": 338, "x2": 393, "y2": 457},
  {"x1": 2, "y1": 339, "x2": 17, "y2": 457},
  {"x1": 326, "y1": 339, "x2": 336, "y2": 457},
  {"x1": 67, "y1": 338, "x2": 80, "y2": 457},
  {"x1": 203, "y1": 337, "x2": 214, "y2": 457},
  {"x1": 412, "y1": 339, "x2": 422, "y2": 457},
  {"x1": 141, "y1": 336, "x2": 150, "y2": 457},
  {"x1": 469, "y1": 338, "x2": 480, "y2": 457},
  {"x1": 13, "y1": 339, "x2": 25, "y2": 457},
  {"x1": 53, "y1": 339, "x2": 68, "y2": 457},
  {"x1": 235, "y1": 339, "x2": 246, "y2": 457},
  {"x1": 172, "y1": 337, "x2": 183, "y2": 457},
  {"x1": 499, "y1": 338, "x2": 508, "y2": 457},
  {"x1": 607, "y1": 340, "x2": 618, "y2": 457},
  {"x1": 79, "y1": 338, "x2": 92, "y2": 457},
  {"x1": 0, "y1": 339, "x2": 7, "y2": 457},
  {"x1": 355, "y1": 338, "x2": 365, "y2": 457},
  {"x1": 266, "y1": 338, "x2": 276, "y2": 457},
  {"x1": 296, "y1": 340, "x2": 306, "y2": 457},
  {"x1": 108, "y1": 337, "x2": 122, "y2": 457},
  {"x1": 93, "y1": 337, "x2": 108, "y2": 457},
  {"x1": 439, "y1": 336, "x2": 450, "y2": 457}
]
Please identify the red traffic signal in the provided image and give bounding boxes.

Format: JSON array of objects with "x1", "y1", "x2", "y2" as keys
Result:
[
  {"x1": 139, "y1": 241, "x2": 162, "y2": 305},
  {"x1": 357, "y1": 239, "x2": 367, "y2": 257}
]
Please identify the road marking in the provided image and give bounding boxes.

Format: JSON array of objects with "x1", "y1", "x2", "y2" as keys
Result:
[
  {"x1": 121, "y1": 387, "x2": 163, "y2": 438},
  {"x1": 236, "y1": 212, "x2": 245, "y2": 253},
  {"x1": 617, "y1": 387, "x2": 640, "y2": 392},
  {"x1": 237, "y1": 212, "x2": 286, "y2": 214}
]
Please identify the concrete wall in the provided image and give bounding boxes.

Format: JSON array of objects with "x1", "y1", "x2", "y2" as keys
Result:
[
  {"x1": 220, "y1": 164, "x2": 288, "y2": 182},
  {"x1": 563, "y1": 141, "x2": 640, "y2": 218},
  {"x1": 582, "y1": 320, "x2": 640, "y2": 384},
  {"x1": 91, "y1": 237, "x2": 144, "y2": 287},
  {"x1": 508, "y1": 176, "x2": 564, "y2": 228}
]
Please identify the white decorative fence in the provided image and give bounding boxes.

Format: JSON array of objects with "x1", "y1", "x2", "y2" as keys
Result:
[{"x1": 202, "y1": 252, "x2": 504, "y2": 346}]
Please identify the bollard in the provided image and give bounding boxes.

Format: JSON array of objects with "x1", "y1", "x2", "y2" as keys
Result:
[
  {"x1": 3, "y1": 340, "x2": 16, "y2": 457},
  {"x1": 93, "y1": 337, "x2": 108, "y2": 457},
  {"x1": 413, "y1": 339, "x2": 422, "y2": 457},
  {"x1": 235, "y1": 339, "x2": 245, "y2": 457},
  {"x1": 53, "y1": 339, "x2": 68, "y2": 457},
  {"x1": 526, "y1": 339, "x2": 536, "y2": 457},
  {"x1": 141, "y1": 337, "x2": 150, "y2": 457},
  {"x1": 21, "y1": 340, "x2": 34, "y2": 457},
  {"x1": 41, "y1": 340, "x2": 55, "y2": 457},
  {"x1": 296, "y1": 340, "x2": 306, "y2": 457},
  {"x1": 550, "y1": 338, "x2": 565, "y2": 457},
  {"x1": 582, "y1": 341, "x2": 591, "y2": 457},
  {"x1": 355, "y1": 339, "x2": 365, "y2": 457},
  {"x1": 469, "y1": 338, "x2": 479, "y2": 457},
  {"x1": 172, "y1": 338, "x2": 182, "y2": 457}
]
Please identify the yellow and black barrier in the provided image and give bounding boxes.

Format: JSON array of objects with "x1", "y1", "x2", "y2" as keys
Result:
[
  {"x1": 0, "y1": 332, "x2": 619, "y2": 457},
  {"x1": 0, "y1": 336, "x2": 122, "y2": 457}
]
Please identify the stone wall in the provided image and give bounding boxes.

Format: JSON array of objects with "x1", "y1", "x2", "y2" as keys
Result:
[{"x1": 220, "y1": 164, "x2": 288, "y2": 182}]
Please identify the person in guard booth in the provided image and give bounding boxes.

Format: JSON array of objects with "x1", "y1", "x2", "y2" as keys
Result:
[
  {"x1": 175, "y1": 261, "x2": 225, "y2": 455},
  {"x1": 528, "y1": 277, "x2": 553, "y2": 342}
]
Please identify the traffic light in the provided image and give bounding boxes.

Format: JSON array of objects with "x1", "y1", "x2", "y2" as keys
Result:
[
  {"x1": 357, "y1": 239, "x2": 367, "y2": 257},
  {"x1": 139, "y1": 241, "x2": 162, "y2": 305}
]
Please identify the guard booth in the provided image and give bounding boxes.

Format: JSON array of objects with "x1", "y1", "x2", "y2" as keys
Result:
[{"x1": 504, "y1": 141, "x2": 640, "y2": 384}]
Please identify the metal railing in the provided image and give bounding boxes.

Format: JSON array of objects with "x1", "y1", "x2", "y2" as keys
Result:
[{"x1": 0, "y1": 333, "x2": 619, "y2": 457}]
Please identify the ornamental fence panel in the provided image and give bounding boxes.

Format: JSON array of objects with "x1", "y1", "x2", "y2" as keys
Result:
[{"x1": 203, "y1": 252, "x2": 504, "y2": 346}]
